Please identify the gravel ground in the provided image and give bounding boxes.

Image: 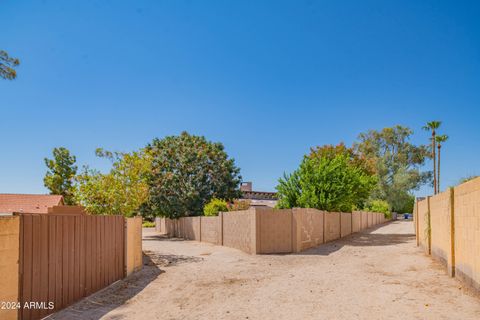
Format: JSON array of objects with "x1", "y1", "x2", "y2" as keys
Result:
[{"x1": 50, "y1": 221, "x2": 480, "y2": 320}]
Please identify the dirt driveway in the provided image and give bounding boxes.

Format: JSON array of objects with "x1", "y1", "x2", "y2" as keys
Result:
[{"x1": 50, "y1": 221, "x2": 480, "y2": 320}]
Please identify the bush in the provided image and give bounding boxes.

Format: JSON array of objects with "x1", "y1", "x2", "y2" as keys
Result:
[
  {"x1": 142, "y1": 221, "x2": 155, "y2": 228},
  {"x1": 204, "y1": 198, "x2": 229, "y2": 216},
  {"x1": 277, "y1": 152, "x2": 376, "y2": 212},
  {"x1": 364, "y1": 199, "x2": 390, "y2": 217}
]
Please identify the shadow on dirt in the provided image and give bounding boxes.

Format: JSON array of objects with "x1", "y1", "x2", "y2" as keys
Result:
[
  {"x1": 295, "y1": 222, "x2": 415, "y2": 256},
  {"x1": 48, "y1": 251, "x2": 188, "y2": 320}
]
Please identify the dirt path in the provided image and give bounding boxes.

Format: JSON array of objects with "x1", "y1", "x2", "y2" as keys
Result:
[{"x1": 50, "y1": 221, "x2": 480, "y2": 320}]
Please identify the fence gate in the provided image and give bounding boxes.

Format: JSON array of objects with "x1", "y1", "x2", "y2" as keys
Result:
[{"x1": 18, "y1": 214, "x2": 125, "y2": 320}]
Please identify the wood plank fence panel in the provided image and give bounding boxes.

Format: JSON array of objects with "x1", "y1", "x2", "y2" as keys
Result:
[{"x1": 18, "y1": 214, "x2": 126, "y2": 320}]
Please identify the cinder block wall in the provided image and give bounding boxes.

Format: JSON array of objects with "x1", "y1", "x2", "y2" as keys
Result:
[
  {"x1": 454, "y1": 178, "x2": 480, "y2": 290},
  {"x1": 292, "y1": 208, "x2": 324, "y2": 252},
  {"x1": 222, "y1": 209, "x2": 257, "y2": 254},
  {"x1": 125, "y1": 217, "x2": 143, "y2": 276},
  {"x1": 352, "y1": 212, "x2": 361, "y2": 233},
  {"x1": 0, "y1": 216, "x2": 20, "y2": 320},
  {"x1": 257, "y1": 208, "x2": 292, "y2": 254},
  {"x1": 361, "y1": 211, "x2": 368, "y2": 230},
  {"x1": 156, "y1": 208, "x2": 388, "y2": 255},
  {"x1": 416, "y1": 177, "x2": 480, "y2": 293},
  {"x1": 340, "y1": 212, "x2": 352, "y2": 237},
  {"x1": 200, "y1": 216, "x2": 222, "y2": 245},
  {"x1": 417, "y1": 198, "x2": 430, "y2": 254},
  {"x1": 324, "y1": 212, "x2": 341, "y2": 242},
  {"x1": 429, "y1": 190, "x2": 453, "y2": 273}
]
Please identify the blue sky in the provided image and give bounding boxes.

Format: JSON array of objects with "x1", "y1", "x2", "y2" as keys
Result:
[{"x1": 1, "y1": 0, "x2": 479, "y2": 196}]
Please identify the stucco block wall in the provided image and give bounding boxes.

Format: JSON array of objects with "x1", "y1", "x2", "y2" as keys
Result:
[
  {"x1": 222, "y1": 209, "x2": 257, "y2": 254},
  {"x1": 352, "y1": 212, "x2": 361, "y2": 233},
  {"x1": 417, "y1": 198, "x2": 430, "y2": 254},
  {"x1": 360, "y1": 211, "x2": 368, "y2": 230},
  {"x1": 200, "y1": 216, "x2": 222, "y2": 245},
  {"x1": 182, "y1": 217, "x2": 201, "y2": 240},
  {"x1": 454, "y1": 178, "x2": 480, "y2": 290},
  {"x1": 125, "y1": 217, "x2": 143, "y2": 276},
  {"x1": 292, "y1": 208, "x2": 324, "y2": 252},
  {"x1": 340, "y1": 212, "x2": 352, "y2": 237},
  {"x1": 429, "y1": 190, "x2": 453, "y2": 272},
  {"x1": 367, "y1": 212, "x2": 373, "y2": 228},
  {"x1": 0, "y1": 216, "x2": 20, "y2": 320},
  {"x1": 324, "y1": 212, "x2": 340, "y2": 243},
  {"x1": 257, "y1": 208, "x2": 292, "y2": 254}
]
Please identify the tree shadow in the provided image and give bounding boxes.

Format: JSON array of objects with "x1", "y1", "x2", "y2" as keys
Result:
[
  {"x1": 142, "y1": 233, "x2": 185, "y2": 242},
  {"x1": 295, "y1": 223, "x2": 415, "y2": 256}
]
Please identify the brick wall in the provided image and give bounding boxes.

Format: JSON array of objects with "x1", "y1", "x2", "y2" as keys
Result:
[
  {"x1": 292, "y1": 208, "x2": 324, "y2": 252},
  {"x1": 257, "y1": 208, "x2": 292, "y2": 254},
  {"x1": 200, "y1": 216, "x2": 222, "y2": 245},
  {"x1": 352, "y1": 212, "x2": 361, "y2": 233}
]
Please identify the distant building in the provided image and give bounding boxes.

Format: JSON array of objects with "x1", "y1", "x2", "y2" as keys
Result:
[
  {"x1": 240, "y1": 182, "x2": 278, "y2": 208},
  {"x1": 0, "y1": 194, "x2": 64, "y2": 214}
]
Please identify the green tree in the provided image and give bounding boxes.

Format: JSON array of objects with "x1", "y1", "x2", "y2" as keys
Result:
[
  {"x1": 277, "y1": 145, "x2": 376, "y2": 212},
  {"x1": 0, "y1": 50, "x2": 20, "y2": 80},
  {"x1": 364, "y1": 199, "x2": 391, "y2": 216},
  {"x1": 75, "y1": 149, "x2": 151, "y2": 216},
  {"x1": 355, "y1": 125, "x2": 431, "y2": 212},
  {"x1": 422, "y1": 121, "x2": 442, "y2": 194},
  {"x1": 435, "y1": 134, "x2": 448, "y2": 193},
  {"x1": 44, "y1": 147, "x2": 78, "y2": 205},
  {"x1": 147, "y1": 132, "x2": 241, "y2": 218}
]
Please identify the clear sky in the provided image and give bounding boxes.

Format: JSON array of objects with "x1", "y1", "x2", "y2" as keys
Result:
[{"x1": 1, "y1": 0, "x2": 479, "y2": 196}]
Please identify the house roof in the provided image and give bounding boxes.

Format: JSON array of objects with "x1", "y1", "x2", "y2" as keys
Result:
[
  {"x1": 241, "y1": 191, "x2": 278, "y2": 201},
  {"x1": 0, "y1": 194, "x2": 64, "y2": 214}
]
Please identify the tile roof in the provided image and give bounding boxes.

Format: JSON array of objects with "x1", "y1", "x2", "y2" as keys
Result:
[{"x1": 0, "y1": 194, "x2": 64, "y2": 214}]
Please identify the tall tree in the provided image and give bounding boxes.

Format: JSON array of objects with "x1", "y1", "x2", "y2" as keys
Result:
[
  {"x1": 147, "y1": 132, "x2": 241, "y2": 218},
  {"x1": 435, "y1": 134, "x2": 449, "y2": 192},
  {"x1": 75, "y1": 149, "x2": 151, "y2": 216},
  {"x1": 422, "y1": 121, "x2": 442, "y2": 194},
  {"x1": 0, "y1": 50, "x2": 20, "y2": 80},
  {"x1": 355, "y1": 125, "x2": 431, "y2": 212},
  {"x1": 44, "y1": 147, "x2": 78, "y2": 205}
]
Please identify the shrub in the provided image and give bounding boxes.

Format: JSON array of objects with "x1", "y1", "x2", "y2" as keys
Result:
[
  {"x1": 204, "y1": 198, "x2": 229, "y2": 216},
  {"x1": 142, "y1": 221, "x2": 155, "y2": 228},
  {"x1": 227, "y1": 199, "x2": 251, "y2": 211},
  {"x1": 364, "y1": 199, "x2": 391, "y2": 217},
  {"x1": 277, "y1": 151, "x2": 376, "y2": 212}
]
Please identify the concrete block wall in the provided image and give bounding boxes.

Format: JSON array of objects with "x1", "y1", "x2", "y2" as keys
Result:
[
  {"x1": 0, "y1": 216, "x2": 20, "y2": 320},
  {"x1": 257, "y1": 208, "x2": 293, "y2": 254},
  {"x1": 340, "y1": 212, "x2": 352, "y2": 237},
  {"x1": 352, "y1": 212, "x2": 361, "y2": 233},
  {"x1": 415, "y1": 177, "x2": 480, "y2": 293},
  {"x1": 429, "y1": 189, "x2": 453, "y2": 274},
  {"x1": 156, "y1": 208, "x2": 388, "y2": 255},
  {"x1": 292, "y1": 208, "x2": 324, "y2": 252},
  {"x1": 324, "y1": 212, "x2": 341, "y2": 243},
  {"x1": 200, "y1": 216, "x2": 222, "y2": 245},
  {"x1": 125, "y1": 217, "x2": 143, "y2": 276},
  {"x1": 222, "y1": 209, "x2": 257, "y2": 254},
  {"x1": 453, "y1": 178, "x2": 480, "y2": 291}
]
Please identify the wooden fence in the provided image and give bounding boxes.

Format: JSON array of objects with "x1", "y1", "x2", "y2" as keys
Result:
[{"x1": 18, "y1": 214, "x2": 126, "y2": 320}]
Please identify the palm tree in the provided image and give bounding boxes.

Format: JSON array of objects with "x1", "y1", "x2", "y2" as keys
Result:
[
  {"x1": 423, "y1": 121, "x2": 442, "y2": 194},
  {"x1": 435, "y1": 134, "x2": 448, "y2": 192}
]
